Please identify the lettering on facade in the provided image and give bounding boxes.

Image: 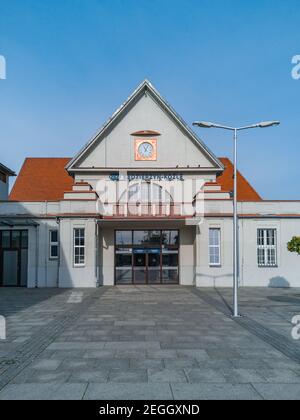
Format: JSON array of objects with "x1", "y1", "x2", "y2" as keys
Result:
[{"x1": 109, "y1": 173, "x2": 184, "y2": 182}]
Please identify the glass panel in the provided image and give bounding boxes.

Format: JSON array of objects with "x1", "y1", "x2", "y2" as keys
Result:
[
  {"x1": 20, "y1": 249, "x2": 28, "y2": 286},
  {"x1": 134, "y1": 251, "x2": 146, "y2": 266},
  {"x1": 162, "y1": 230, "x2": 179, "y2": 245},
  {"x1": 116, "y1": 251, "x2": 132, "y2": 267},
  {"x1": 12, "y1": 231, "x2": 20, "y2": 248},
  {"x1": 148, "y1": 268, "x2": 161, "y2": 284},
  {"x1": 50, "y1": 245, "x2": 58, "y2": 258},
  {"x1": 147, "y1": 231, "x2": 161, "y2": 244},
  {"x1": 116, "y1": 231, "x2": 132, "y2": 245},
  {"x1": 3, "y1": 250, "x2": 18, "y2": 286},
  {"x1": 162, "y1": 268, "x2": 178, "y2": 284},
  {"x1": 133, "y1": 231, "x2": 161, "y2": 245},
  {"x1": 162, "y1": 252, "x2": 178, "y2": 267},
  {"x1": 50, "y1": 230, "x2": 58, "y2": 243},
  {"x1": 116, "y1": 268, "x2": 132, "y2": 284},
  {"x1": 2, "y1": 231, "x2": 10, "y2": 248},
  {"x1": 133, "y1": 251, "x2": 146, "y2": 284},
  {"x1": 133, "y1": 231, "x2": 149, "y2": 245},
  {"x1": 148, "y1": 251, "x2": 161, "y2": 284},
  {"x1": 257, "y1": 248, "x2": 265, "y2": 266},
  {"x1": 21, "y1": 231, "x2": 28, "y2": 249}
]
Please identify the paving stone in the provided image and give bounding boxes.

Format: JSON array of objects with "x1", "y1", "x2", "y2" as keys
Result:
[
  {"x1": 222, "y1": 368, "x2": 267, "y2": 384},
  {"x1": 68, "y1": 369, "x2": 109, "y2": 383},
  {"x1": 130, "y1": 358, "x2": 163, "y2": 369},
  {"x1": 60, "y1": 359, "x2": 97, "y2": 371},
  {"x1": 13, "y1": 370, "x2": 71, "y2": 384},
  {"x1": 104, "y1": 341, "x2": 161, "y2": 350},
  {"x1": 32, "y1": 359, "x2": 62, "y2": 371},
  {"x1": 147, "y1": 350, "x2": 178, "y2": 359},
  {"x1": 171, "y1": 383, "x2": 262, "y2": 400},
  {"x1": 176, "y1": 349, "x2": 209, "y2": 360},
  {"x1": 84, "y1": 382, "x2": 173, "y2": 400},
  {"x1": 115, "y1": 350, "x2": 147, "y2": 359},
  {"x1": 258, "y1": 368, "x2": 300, "y2": 384},
  {"x1": 1, "y1": 286, "x2": 300, "y2": 399},
  {"x1": 108, "y1": 369, "x2": 148, "y2": 383},
  {"x1": 148, "y1": 368, "x2": 187, "y2": 383},
  {"x1": 95, "y1": 359, "x2": 130, "y2": 369},
  {"x1": 184, "y1": 368, "x2": 227, "y2": 383},
  {"x1": 83, "y1": 350, "x2": 116, "y2": 359},
  {"x1": 164, "y1": 358, "x2": 198, "y2": 369},
  {"x1": 252, "y1": 383, "x2": 300, "y2": 400},
  {"x1": 0, "y1": 383, "x2": 87, "y2": 400},
  {"x1": 47, "y1": 342, "x2": 106, "y2": 350}
]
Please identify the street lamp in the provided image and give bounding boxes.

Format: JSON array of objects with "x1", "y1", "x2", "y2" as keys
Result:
[{"x1": 193, "y1": 120, "x2": 280, "y2": 317}]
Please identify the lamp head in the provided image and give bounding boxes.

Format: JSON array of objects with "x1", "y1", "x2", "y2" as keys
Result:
[
  {"x1": 192, "y1": 121, "x2": 215, "y2": 128},
  {"x1": 258, "y1": 121, "x2": 280, "y2": 128}
]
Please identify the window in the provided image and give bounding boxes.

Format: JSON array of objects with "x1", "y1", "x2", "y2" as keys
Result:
[
  {"x1": 209, "y1": 228, "x2": 221, "y2": 266},
  {"x1": 257, "y1": 229, "x2": 277, "y2": 267},
  {"x1": 0, "y1": 172, "x2": 7, "y2": 183},
  {"x1": 74, "y1": 228, "x2": 85, "y2": 266},
  {"x1": 49, "y1": 230, "x2": 58, "y2": 260}
]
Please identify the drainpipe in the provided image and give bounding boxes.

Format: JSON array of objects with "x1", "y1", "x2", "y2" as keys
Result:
[
  {"x1": 35, "y1": 225, "x2": 39, "y2": 288},
  {"x1": 56, "y1": 217, "x2": 60, "y2": 288},
  {"x1": 95, "y1": 220, "x2": 100, "y2": 287}
]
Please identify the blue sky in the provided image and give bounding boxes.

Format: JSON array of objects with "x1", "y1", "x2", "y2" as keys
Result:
[{"x1": 0, "y1": 0, "x2": 299, "y2": 199}]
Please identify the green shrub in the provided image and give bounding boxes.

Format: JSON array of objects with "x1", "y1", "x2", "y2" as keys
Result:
[{"x1": 287, "y1": 237, "x2": 300, "y2": 255}]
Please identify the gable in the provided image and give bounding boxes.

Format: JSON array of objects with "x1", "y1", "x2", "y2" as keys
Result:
[{"x1": 67, "y1": 80, "x2": 223, "y2": 172}]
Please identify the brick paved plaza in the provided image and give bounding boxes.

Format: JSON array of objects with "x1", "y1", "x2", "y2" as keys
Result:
[{"x1": 0, "y1": 286, "x2": 300, "y2": 400}]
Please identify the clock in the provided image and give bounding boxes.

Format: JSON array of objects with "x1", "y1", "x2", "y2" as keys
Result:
[{"x1": 135, "y1": 138, "x2": 157, "y2": 161}]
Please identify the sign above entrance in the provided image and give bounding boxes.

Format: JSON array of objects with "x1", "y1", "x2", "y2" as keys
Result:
[{"x1": 109, "y1": 173, "x2": 184, "y2": 182}]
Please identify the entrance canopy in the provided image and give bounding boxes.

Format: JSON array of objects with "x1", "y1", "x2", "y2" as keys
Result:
[{"x1": 0, "y1": 219, "x2": 39, "y2": 227}]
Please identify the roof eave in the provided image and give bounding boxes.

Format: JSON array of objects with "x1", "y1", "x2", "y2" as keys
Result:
[{"x1": 0, "y1": 163, "x2": 16, "y2": 176}]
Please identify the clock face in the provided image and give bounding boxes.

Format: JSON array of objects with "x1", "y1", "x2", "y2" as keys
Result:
[
  {"x1": 138, "y1": 142, "x2": 154, "y2": 158},
  {"x1": 135, "y1": 138, "x2": 157, "y2": 161}
]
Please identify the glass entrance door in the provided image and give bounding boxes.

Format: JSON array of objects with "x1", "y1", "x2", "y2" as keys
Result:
[
  {"x1": 148, "y1": 249, "x2": 161, "y2": 284},
  {"x1": 0, "y1": 230, "x2": 28, "y2": 287},
  {"x1": 115, "y1": 230, "x2": 179, "y2": 285},
  {"x1": 133, "y1": 250, "x2": 147, "y2": 284}
]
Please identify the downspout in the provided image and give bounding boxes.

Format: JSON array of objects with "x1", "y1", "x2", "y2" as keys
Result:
[
  {"x1": 35, "y1": 225, "x2": 39, "y2": 288},
  {"x1": 56, "y1": 217, "x2": 60, "y2": 288},
  {"x1": 95, "y1": 220, "x2": 100, "y2": 287}
]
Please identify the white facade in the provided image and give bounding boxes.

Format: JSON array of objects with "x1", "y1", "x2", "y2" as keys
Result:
[
  {"x1": 1, "y1": 81, "x2": 300, "y2": 288},
  {"x1": 0, "y1": 163, "x2": 15, "y2": 200}
]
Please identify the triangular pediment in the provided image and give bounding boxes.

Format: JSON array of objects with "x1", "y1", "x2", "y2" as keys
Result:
[{"x1": 66, "y1": 80, "x2": 224, "y2": 173}]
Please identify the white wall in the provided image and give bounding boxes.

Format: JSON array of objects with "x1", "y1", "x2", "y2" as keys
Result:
[
  {"x1": 1, "y1": 197, "x2": 300, "y2": 288},
  {"x1": 59, "y1": 218, "x2": 98, "y2": 288},
  {"x1": 0, "y1": 179, "x2": 8, "y2": 200},
  {"x1": 77, "y1": 93, "x2": 215, "y2": 170},
  {"x1": 196, "y1": 217, "x2": 300, "y2": 288}
]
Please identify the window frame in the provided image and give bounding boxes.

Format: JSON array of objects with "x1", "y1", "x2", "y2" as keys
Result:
[
  {"x1": 49, "y1": 230, "x2": 59, "y2": 260},
  {"x1": 209, "y1": 227, "x2": 221, "y2": 267},
  {"x1": 257, "y1": 228, "x2": 277, "y2": 267},
  {"x1": 73, "y1": 228, "x2": 85, "y2": 267}
]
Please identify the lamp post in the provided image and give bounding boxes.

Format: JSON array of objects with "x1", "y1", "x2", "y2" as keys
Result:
[{"x1": 193, "y1": 120, "x2": 280, "y2": 317}]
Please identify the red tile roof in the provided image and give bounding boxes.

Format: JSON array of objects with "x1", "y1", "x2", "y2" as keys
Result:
[
  {"x1": 9, "y1": 157, "x2": 262, "y2": 202},
  {"x1": 218, "y1": 157, "x2": 261, "y2": 201},
  {"x1": 9, "y1": 158, "x2": 74, "y2": 201}
]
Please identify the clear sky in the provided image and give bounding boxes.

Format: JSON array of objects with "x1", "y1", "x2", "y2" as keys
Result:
[{"x1": 0, "y1": 0, "x2": 299, "y2": 199}]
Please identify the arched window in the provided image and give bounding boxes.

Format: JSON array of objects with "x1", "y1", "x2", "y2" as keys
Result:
[{"x1": 117, "y1": 182, "x2": 173, "y2": 216}]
